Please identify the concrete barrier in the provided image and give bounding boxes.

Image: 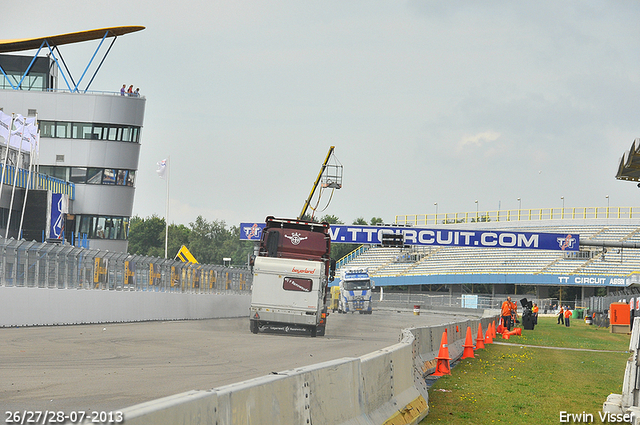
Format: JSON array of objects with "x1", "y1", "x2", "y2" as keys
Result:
[
  {"x1": 0, "y1": 286, "x2": 251, "y2": 327},
  {"x1": 99, "y1": 312, "x2": 500, "y2": 425},
  {"x1": 603, "y1": 316, "x2": 640, "y2": 424}
]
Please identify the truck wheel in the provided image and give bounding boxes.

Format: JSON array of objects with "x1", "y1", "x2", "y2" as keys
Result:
[
  {"x1": 250, "y1": 320, "x2": 258, "y2": 334},
  {"x1": 310, "y1": 326, "x2": 317, "y2": 337},
  {"x1": 316, "y1": 326, "x2": 325, "y2": 337}
]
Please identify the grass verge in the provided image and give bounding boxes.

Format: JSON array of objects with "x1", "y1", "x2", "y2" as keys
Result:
[{"x1": 420, "y1": 317, "x2": 630, "y2": 424}]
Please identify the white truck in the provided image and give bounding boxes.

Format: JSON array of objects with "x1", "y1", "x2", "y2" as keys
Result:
[
  {"x1": 337, "y1": 267, "x2": 373, "y2": 314},
  {"x1": 249, "y1": 217, "x2": 334, "y2": 337}
]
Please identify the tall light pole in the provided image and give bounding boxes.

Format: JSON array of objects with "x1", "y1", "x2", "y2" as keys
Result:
[
  {"x1": 561, "y1": 196, "x2": 565, "y2": 219},
  {"x1": 606, "y1": 195, "x2": 610, "y2": 218},
  {"x1": 475, "y1": 200, "x2": 478, "y2": 221},
  {"x1": 434, "y1": 202, "x2": 438, "y2": 224},
  {"x1": 517, "y1": 197, "x2": 521, "y2": 210}
]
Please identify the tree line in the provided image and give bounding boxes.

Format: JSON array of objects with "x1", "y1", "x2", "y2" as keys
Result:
[{"x1": 127, "y1": 214, "x2": 384, "y2": 267}]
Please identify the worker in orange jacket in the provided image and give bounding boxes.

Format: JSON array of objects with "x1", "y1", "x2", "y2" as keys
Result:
[
  {"x1": 532, "y1": 303, "x2": 539, "y2": 325},
  {"x1": 564, "y1": 307, "x2": 572, "y2": 327},
  {"x1": 501, "y1": 296, "x2": 513, "y2": 331},
  {"x1": 557, "y1": 305, "x2": 564, "y2": 325},
  {"x1": 510, "y1": 299, "x2": 519, "y2": 324}
]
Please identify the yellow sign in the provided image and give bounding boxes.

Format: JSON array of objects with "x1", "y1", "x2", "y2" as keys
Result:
[
  {"x1": 175, "y1": 245, "x2": 198, "y2": 263},
  {"x1": 94, "y1": 257, "x2": 107, "y2": 285},
  {"x1": 149, "y1": 263, "x2": 161, "y2": 286}
]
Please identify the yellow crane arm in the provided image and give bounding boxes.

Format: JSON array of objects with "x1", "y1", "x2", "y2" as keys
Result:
[{"x1": 298, "y1": 146, "x2": 335, "y2": 220}]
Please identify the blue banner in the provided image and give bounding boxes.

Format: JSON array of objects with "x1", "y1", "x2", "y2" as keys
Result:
[
  {"x1": 240, "y1": 222, "x2": 579, "y2": 251},
  {"x1": 49, "y1": 193, "x2": 63, "y2": 239},
  {"x1": 372, "y1": 273, "x2": 629, "y2": 287}
]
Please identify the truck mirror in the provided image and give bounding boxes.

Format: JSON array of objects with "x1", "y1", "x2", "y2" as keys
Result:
[
  {"x1": 329, "y1": 258, "x2": 336, "y2": 282},
  {"x1": 371, "y1": 281, "x2": 375, "y2": 289}
]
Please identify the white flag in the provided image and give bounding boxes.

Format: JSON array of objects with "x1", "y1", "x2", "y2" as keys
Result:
[
  {"x1": 0, "y1": 111, "x2": 11, "y2": 143},
  {"x1": 9, "y1": 114, "x2": 24, "y2": 150},
  {"x1": 156, "y1": 158, "x2": 167, "y2": 179},
  {"x1": 27, "y1": 126, "x2": 39, "y2": 154}
]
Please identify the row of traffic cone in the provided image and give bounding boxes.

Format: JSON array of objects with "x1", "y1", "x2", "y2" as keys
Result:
[{"x1": 433, "y1": 321, "x2": 498, "y2": 376}]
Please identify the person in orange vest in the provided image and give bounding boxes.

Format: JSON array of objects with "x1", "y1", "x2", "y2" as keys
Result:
[
  {"x1": 557, "y1": 305, "x2": 564, "y2": 325},
  {"x1": 501, "y1": 296, "x2": 513, "y2": 331},
  {"x1": 532, "y1": 303, "x2": 539, "y2": 325},
  {"x1": 510, "y1": 298, "x2": 519, "y2": 324},
  {"x1": 564, "y1": 306, "x2": 572, "y2": 327}
]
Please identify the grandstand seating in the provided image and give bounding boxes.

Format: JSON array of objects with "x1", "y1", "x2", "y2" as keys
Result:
[{"x1": 336, "y1": 219, "x2": 640, "y2": 280}]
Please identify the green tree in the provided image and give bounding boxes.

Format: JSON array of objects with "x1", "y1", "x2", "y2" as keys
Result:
[
  {"x1": 370, "y1": 217, "x2": 384, "y2": 225},
  {"x1": 352, "y1": 217, "x2": 367, "y2": 225},
  {"x1": 187, "y1": 216, "x2": 254, "y2": 266},
  {"x1": 167, "y1": 223, "x2": 191, "y2": 260},
  {"x1": 127, "y1": 215, "x2": 165, "y2": 257},
  {"x1": 319, "y1": 214, "x2": 343, "y2": 225}
]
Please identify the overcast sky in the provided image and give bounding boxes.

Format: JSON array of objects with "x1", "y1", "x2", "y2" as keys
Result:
[{"x1": 5, "y1": 1, "x2": 640, "y2": 227}]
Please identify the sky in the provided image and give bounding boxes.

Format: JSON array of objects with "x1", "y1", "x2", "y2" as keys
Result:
[{"x1": 4, "y1": 1, "x2": 640, "y2": 228}]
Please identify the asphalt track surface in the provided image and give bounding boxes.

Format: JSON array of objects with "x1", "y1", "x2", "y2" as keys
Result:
[{"x1": 1, "y1": 310, "x2": 472, "y2": 413}]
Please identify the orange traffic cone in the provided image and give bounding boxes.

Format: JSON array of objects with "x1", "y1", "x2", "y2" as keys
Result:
[
  {"x1": 503, "y1": 327, "x2": 522, "y2": 337},
  {"x1": 485, "y1": 324, "x2": 494, "y2": 344},
  {"x1": 462, "y1": 326, "x2": 475, "y2": 359},
  {"x1": 496, "y1": 321, "x2": 505, "y2": 334},
  {"x1": 432, "y1": 329, "x2": 451, "y2": 376},
  {"x1": 476, "y1": 323, "x2": 485, "y2": 350},
  {"x1": 502, "y1": 332, "x2": 510, "y2": 340}
]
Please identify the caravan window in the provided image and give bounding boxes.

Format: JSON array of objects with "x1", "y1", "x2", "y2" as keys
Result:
[{"x1": 283, "y1": 277, "x2": 312, "y2": 292}]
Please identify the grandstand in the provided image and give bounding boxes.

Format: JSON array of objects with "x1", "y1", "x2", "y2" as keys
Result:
[{"x1": 336, "y1": 206, "x2": 640, "y2": 303}]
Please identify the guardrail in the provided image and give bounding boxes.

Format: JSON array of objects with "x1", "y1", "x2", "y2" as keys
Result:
[
  {"x1": 396, "y1": 206, "x2": 640, "y2": 226},
  {"x1": 107, "y1": 312, "x2": 499, "y2": 425}
]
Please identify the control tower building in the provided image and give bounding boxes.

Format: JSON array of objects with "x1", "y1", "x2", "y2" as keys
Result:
[{"x1": 0, "y1": 26, "x2": 146, "y2": 252}]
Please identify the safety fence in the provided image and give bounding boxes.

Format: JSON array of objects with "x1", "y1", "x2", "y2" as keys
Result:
[
  {"x1": 376, "y1": 291, "x2": 554, "y2": 311},
  {"x1": 0, "y1": 238, "x2": 251, "y2": 294},
  {"x1": 587, "y1": 286, "x2": 640, "y2": 314}
]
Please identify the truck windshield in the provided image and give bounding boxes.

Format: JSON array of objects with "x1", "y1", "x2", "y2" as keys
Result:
[{"x1": 343, "y1": 279, "x2": 371, "y2": 291}]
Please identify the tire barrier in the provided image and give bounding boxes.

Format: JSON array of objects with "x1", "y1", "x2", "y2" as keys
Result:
[{"x1": 109, "y1": 312, "x2": 500, "y2": 425}]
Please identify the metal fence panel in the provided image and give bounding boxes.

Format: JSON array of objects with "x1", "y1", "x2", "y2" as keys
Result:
[{"x1": 0, "y1": 239, "x2": 252, "y2": 297}]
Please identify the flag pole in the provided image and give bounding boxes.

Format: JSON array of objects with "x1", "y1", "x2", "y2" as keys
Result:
[
  {"x1": 0, "y1": 113, "x2": 15, "y2": 208},
  {"x1": 18, "y1": 118, "x2": 37, "y2": 240},
  {"x1": 6, "y1": 115, "x2": 26, "y2": 239},
  {"x1": 164, "y1": 156, "x2": 170, "y2": 259}
]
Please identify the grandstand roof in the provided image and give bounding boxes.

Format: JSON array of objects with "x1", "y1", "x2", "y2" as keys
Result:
[
  {"x1": 0, "y1": 26, "x2": 145, "y2": 53},
  {"x1": 616, "y1": 138, "x2": 640, "y2": 182}
]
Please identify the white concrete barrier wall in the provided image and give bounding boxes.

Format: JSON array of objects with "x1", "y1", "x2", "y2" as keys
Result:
[
  {"x1": 0, "y1": 286, "x2": 251, "y2": 327},
  {"x1": 603, "y1": 317, "x2": 640, "y2": 425},
  {"x1": 108, "y1": 314, "x2": 501, "y2": 425}
]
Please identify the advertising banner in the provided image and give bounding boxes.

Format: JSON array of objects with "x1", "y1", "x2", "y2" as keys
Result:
[
  {"x1": 240, "y1": 222, "x2": 579, "y2": 251},
  {"x1": 49, "y1": 193, "x2": 64, "y2": 239}
]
